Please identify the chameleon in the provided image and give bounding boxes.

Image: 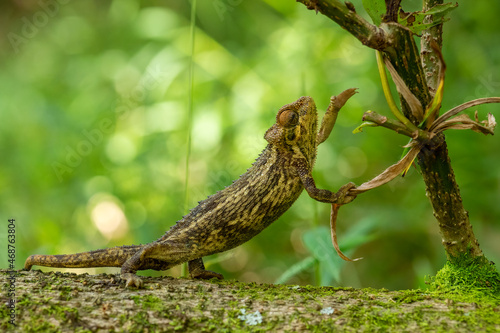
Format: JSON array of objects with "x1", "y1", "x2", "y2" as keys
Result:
[{"x1": 25, "y1": 89, "x2": 358, "y2": 288}]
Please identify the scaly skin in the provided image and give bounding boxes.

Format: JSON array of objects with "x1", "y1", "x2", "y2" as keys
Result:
[{"x1": 25, "y1": 89, "x2": 358, "y2": 288}]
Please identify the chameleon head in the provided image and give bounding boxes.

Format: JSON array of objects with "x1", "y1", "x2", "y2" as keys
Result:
[{"x1": 264, "y1": 96, "x2": 318, "y2": 153}]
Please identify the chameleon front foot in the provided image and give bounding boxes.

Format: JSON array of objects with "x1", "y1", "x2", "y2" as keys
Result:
[
  {"x1": 121, "y1": 273, "x2": 144, "y2": 288},
  {"x1": 336, "y1": 182, "x2": 357, "y2": 205}
]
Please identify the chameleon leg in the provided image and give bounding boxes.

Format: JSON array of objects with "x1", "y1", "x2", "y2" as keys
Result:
[
  {"x1": 188, "y1": 258, "x2": 224, "y2": 280},
  {"x1": 120, "y1": 249, "x2": 145, "y2": 288},
  {"x1": 120, "y1": 241, "x2": 195, "y2": 288},
  {"x1": 120, "y1": 242, "x2": 172, "y2": 288},
  {"x1": 294, "y1": 158, "x2": 357, "y2": 204},
  {"x1": 317, "y1": 88, "x2": 357, "y2": 145}
]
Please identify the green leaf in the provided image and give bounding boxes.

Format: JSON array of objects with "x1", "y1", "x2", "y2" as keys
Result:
[
  {"x1": 274, "y1": 256, "x2": 316, "y2": 285},
  {"x1": 302, "y1": 226, "x2": 345, "y2": 284},
  {"x1": 398, "y1": 3, "x2": 458, "y2": 34},
  {"x1": 362, "y1": 0, "x2": 386, "y2": 25},
  {"x1": 301, "y1": 224, "x2": 376, "y2": 285}
]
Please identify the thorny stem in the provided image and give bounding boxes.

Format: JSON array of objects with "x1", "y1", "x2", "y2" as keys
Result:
[
  {"x1": 297, "y1": 0, "x2": 490, "y2": 260},
  {"x1": 417, "y1": 0, "x2": 482, "y2": 258},
  {"x1": 421, "y1": 0, "x2": 444, "y2": 96}
]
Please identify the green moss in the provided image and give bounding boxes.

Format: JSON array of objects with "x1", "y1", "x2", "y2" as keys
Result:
[
  {"x1": 426, "y1": 253, "x2": 500, "y2": 301},
  {"x1": 130, "y1": 294, "x2": 165, "y2": 311},
  {"x1": 391, "y1": 289, "x2": 430, "y2": 304},
  {"x1": 4, "y1": 270, "x2": 500, "y2": 331},
  {"x1": 126, "y1": 311, "x2": 158, "y2": 331}
]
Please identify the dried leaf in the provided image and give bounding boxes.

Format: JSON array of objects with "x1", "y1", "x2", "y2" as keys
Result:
[
  {"x1": 483, "y1": 112, "x2": 497, "y2": 132},
  {"x1": 384, "y1": 58, "x2": 424, "y2": 121},
  {"x1": 432, "y1": 113, "x2": 496, "y2": 135},
  {"x1": 350, "y1": 146, "x2": 422, "y2": 194},
  {"x1": 376, "y1": 52, "x2": 419, "y2": 133},
  {"x1": 429, "y1": 97, "x2": 500, "y2": 132},
  {"x1": 402, "y1": 140, "x2": 421, "y2": 149},
  {"x1": 330, "y1": 203, "x2": 363, "y2": 262}
]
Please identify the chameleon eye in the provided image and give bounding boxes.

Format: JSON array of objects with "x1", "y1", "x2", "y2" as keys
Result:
[{"x1": 278, "y1": 110, "x2": 299, "y2": 128}]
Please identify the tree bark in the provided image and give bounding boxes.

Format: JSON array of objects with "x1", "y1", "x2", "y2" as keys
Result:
[{"x1": 2, "y1": 270, "x2": 497, "y2": 331}]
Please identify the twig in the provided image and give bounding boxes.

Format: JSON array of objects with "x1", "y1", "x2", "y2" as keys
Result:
[
  {"x1": 362, "y1": 111, "x2": 415, "y2": 138},
  {"x1": 296, "y1": 0, "x2": 388, "y2": 49}
]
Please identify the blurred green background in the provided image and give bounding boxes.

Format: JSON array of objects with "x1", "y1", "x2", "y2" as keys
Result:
[{"x1": 1, "y1": 0, "x2": 499, "y2": 290}]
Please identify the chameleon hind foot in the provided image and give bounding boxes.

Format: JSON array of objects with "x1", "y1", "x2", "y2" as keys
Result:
[
  {"x1": 122, "y1": 273, "x2": 144, "y2": 288},
  {"x1": 188, "y1": 258, "x2": 224, "y2": 280}
]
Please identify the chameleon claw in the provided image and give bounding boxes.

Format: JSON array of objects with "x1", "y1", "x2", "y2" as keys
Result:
[
  {"x1": 122, "y1": 273, "x2": 144, "y2": 288},
  {"x1": 337, "y1": 182, "x2": 357, "y2": 205}
]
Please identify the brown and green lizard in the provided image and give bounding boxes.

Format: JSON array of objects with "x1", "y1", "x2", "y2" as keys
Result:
[{"x1": 25, "y1": 89, "x2": 358, "y2": 288}]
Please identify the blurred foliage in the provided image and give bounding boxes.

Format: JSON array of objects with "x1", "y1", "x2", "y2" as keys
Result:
[{"x1": 0, "y1": 0, "x2": 499, "y2": 290}]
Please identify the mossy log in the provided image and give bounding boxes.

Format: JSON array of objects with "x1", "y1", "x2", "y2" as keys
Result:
[{"x1": 2, "y1": 270, "x2": 499, "y2": 332}]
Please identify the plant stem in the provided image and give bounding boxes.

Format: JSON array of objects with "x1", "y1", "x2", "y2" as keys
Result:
[
  {"x1": 377, "y1": 10, "x2": 484, "y2": 259},
  {"x1": 296, "y1": 0, "x2": 487, "y2": 260},
  {"x1": 296, "y1": 0, "x2": 388, "y2": 49},
  {"x1": 182, "y1": 0, "x2": 197, "y2": 277},
  {"x1": 421, "y1": 0, "x2": 444, "y2": 96},
  {"x1": 361, "y1": 110, "x2": 417, "y2": 138},
  {"x1": 417, "y1": 137, "x2": 482, "y2": 258},
  {"x1": 417, "y1": 0, "x2": 482, "y2": 259}
]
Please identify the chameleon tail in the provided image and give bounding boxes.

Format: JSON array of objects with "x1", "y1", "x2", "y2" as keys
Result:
[{"x1": 24, "y1": 245, "x2": 143, "y2": 270}]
